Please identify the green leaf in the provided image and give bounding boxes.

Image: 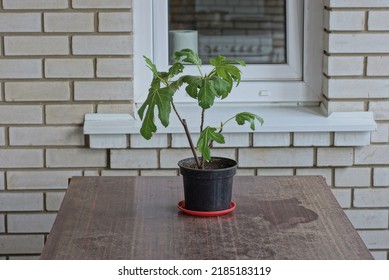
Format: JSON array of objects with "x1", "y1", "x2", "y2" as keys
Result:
[
  {"x1": 174, "y1": 49, "x2": 202, "y2": 66},
  {"x1": 182, "y1": 75, "x2": 201, "y2": 99},
  {"x1": 235, "y1": 112, "x2": 264, "y2": 130},
  {"x1": 197, "y1": 126, "x2": 225, "y2": 161},
  {"x1": 168, "y1": 62, "x2": 184, "y2": 77},
  {"x1": 210, "y1": 55, "x2": 244, "y2": 87},
  {"x1": 138, "y1": 86, "x2": 174, "y2": 140},
  {"x1": 210, "y1": 76, "x2": 231, "y2": 99},
  {"x1": 198, "y1": 78, "x2": 217, "y2": 109},
  {"x1": 143, "y1": 55, "x2": 159, "y2": 77}
]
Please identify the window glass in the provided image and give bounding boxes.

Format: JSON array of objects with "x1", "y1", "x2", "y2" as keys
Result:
[{"x1": 168, "y1": 0, "x2": 286, "y2": 64}]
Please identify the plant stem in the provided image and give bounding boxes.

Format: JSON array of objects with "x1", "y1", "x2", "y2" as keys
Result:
[
  {"x1": 171, "y1": 102, "x2": 201, "y2": 169},
  {"x1": 208, "y1": 114, "x2": 235, "y2": 149}
]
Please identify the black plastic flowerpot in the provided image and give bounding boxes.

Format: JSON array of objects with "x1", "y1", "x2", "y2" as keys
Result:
[{"x1": 178, "y1": 157, "x2": 238, "y2": 212}]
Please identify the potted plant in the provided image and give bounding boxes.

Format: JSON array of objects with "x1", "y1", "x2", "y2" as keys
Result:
[{"x1": 139, "y1": 49, "x2": 263, "y2": 214}]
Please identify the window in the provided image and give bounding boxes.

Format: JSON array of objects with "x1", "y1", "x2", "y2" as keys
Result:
[{"x1": 134, "y1": 0, "x2": 323, "y2": 105}]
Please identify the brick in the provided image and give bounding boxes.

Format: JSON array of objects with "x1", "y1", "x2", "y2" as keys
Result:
[
  {"x1": 160, "y1": 149, "x2": 193, "y2": 169},
  {"x1": 4, "y1": 36, "x2": 69, "y2": 55},
  {"x1": 7, "y1": 170, "x2": 82, "y2": 190},
  {"x1": 334, "y1": 132, "x2": 371, "y2": 146},
  {"x1": 0, "y1": 127, "x2": 5, "y2": 146},
  {"x1": 257, "y1": 169, "x2": 294, "y2": 176},
  {"x1": 335, "y1": 168, "x2": 371, "y2": 187},
  {"x1": 111, "y1": 149, "x2": 158, "y2": 169},
  {"x1": 331, "y1": 188, "x2": 351, "y2": 208},
  {"x1": 296, "y1": 168, "x2": 332, "y2": 186},
  {"x1": 8, "y1": 214, "x2": 57, "y2": 233},
  {"x1": 354, "y1": 189, "x2": 389, "y2": 207},
  {"x1": 97, "y1": 104, "x2": 133, "y2": 114},
  {"x1": 46, "y1": 192, "x2": 66, "y2": 211},
  {"x1": 131, "y1": 134, "x2": 168, "y2": 148},
  {"x1": 101, "y1": 170, "x2": 139, "y2": 176},
  {"x1": 160, "y1": 148, "x2": 236, "y2": 169},
  {"x1": 0, "y1": 235, "x2": 44, "y2": 254},
  {"x1": 0, "y1": 59, "x2": 41, "y2": 79},
  {"x1": 370, "y1": 251, "x2": 388, "y2": 260},
  {"x1": 141, "y1": 170, "x2": 178, "y2": 176},
  {"x1": 99, "y1": 12, "x2": 133, "y2": 32},
  {"x1": 293, "y1": 132, "x2": 330, "y2": 146},
  {"x1": 317, "y1": 148, "x2": 353, "y2": 166},
  {"x1": 0, "y1": 215, "x2": 4, "y2": 233},
  {"x1": 323, "y1": 56, "x2": 364, "y2": 76},
  {"x1": 45, "y1": 59, "x2": 94, "y2": 78},
  {"x1": 10, "y1": 127, "x2": 84, "y2": 146},
  {"x1": 325, "y1": 101, "x2": 365, "y2": 115},
  {"x1": 0, "y1": 172, "x2": 5, "y2": 190},
  {"x1": 344, "y1": 210, "x2": 388, "y2": 229},
  {"x1": 326, "y1": 79, "x2": 389, "y2": 99},
  {"x1": 73, "y1": 0, "x2": 132, "y2": 8},
  {"x1": 0, "y1": 13, "x2": 41, "y2": 32},
  {"x1": 358, "y1": 230, "x2": 389, "y2": 249},
  {"x1": 326, "y1": 0, "x2": 389, "y2": 7},
  {"x1": 5, "y1": 82, "x2": 70, "y2": 101},
  {"x1": 238, "y1": 148, "x2": 313, "y2": 167},
  {"x1": 214, "y1": 133, "x2": 250, "y2": 148},
  {"x1": 46, "y1": 149, "x2": 107, "y2": 168},
  {"x1": 0, "y1": 193, "x2": 43, "y2": 211},
  {"x1": 355, "y1": 145, "x2": 389, "y2": 165},
  {"x1": 236, "y1": 169, "x2": 255, "y2": 176},
  {"x1": 369, "y1": 101, "x2": 389, "y2": 120},
  {"x1": 3, "y1": 0, "x2": 68, "y2": 9},
  {"x1": 367, "y1": 56, "x2": 389, "y2": 76},
  {"x1": 326, "y1": 34, "x2": 389, "y2": 53},
  {"x1": 44, "y1": 13, "x2": 94, "y2": 32},
  {"x1": 89, "y1": 134, "x2": 128, "y2": 149},
  {"x1": 74, "y1": 81, "x2": 133, "y2": 101},
  {"x1": 73, "y1": 35, "x2": 132, "y2": 55},
  {"x1": 0, "y1": 105, "x2": 42, "y2": 124},
  {"x1": 96, "y1": 58, "x2": 133, "y2": 78},
  {"x1": 84, "y1": 171, "x2": 100, "y2": 176},
  {"x1": 171, "y1": 133, "x2": 199, "y2": 148},
  {"x1": 0, "y1": 149, "x2": 43, "y2": 168},
  {"x1": 369, "y1": 11, "x2": 389, "y2": 30},
  {"x1": 171, "y1": 133, "x2": 249, "y2": 148},
  {"x1": 371, "y1": 123, "x2": 389, "y2": 143},
  {"x1": 324, "y1": 11, "x2": 365, "y2": 31},
  {"x1": 374, "y1": 168, "x2": 389, "y2": 187},
  {"x1": 253, "y1": 133, "x2": 290, "y2": 147},
  {"x1": 46, "y1": 104, "x2": 93, "y2": 124}
]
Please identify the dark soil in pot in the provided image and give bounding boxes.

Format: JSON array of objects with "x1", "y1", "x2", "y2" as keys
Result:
[{"x1": 178, "y1": 157, "x2": 237, "y2": 212}]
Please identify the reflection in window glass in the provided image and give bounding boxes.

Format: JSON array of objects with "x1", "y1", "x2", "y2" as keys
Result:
[{"x1": 168, "y1": 0, "x2": 286, "y2": 64}]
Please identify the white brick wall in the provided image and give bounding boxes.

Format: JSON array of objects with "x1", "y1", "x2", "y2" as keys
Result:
[
  {"x1": 73, "y1": 35, "x2": 132, "y2": 55},
  {"x1": 44, "y1": 13, "x2": 95, "y2": 32},
  {"x1": 0, "y1": 60, "x2": 42, "y2": 79},
  {"x1": 45, "y1": 59, "x2": 94, "y2": 78},
  {"x1": 0, "y1": 13, "x2": 41, "y2": 32},
  {"x1": 0, "y1": 0, "x2": 388, "y2": 259},
  {"x1": 4, "y1": 36, "x2": 69, "y2": 55},
  {"x1": 8, "y1": 214, "x2": 57, "y2": 233},
  {"x1": 5, "y1": 82, "x2": 70, "y2": 101},
  {"x1": 3, "y1": 0, "x2": 68, "y2": 9}
]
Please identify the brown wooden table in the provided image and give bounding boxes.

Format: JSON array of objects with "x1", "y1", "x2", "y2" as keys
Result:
[{"x1": 40, "y1": 176, "x2": 373, "y2": 260}]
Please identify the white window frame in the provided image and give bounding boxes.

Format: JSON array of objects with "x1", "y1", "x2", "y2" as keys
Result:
[{"x1": 133, "y1": 0, "x2": 323, "y2": 105}]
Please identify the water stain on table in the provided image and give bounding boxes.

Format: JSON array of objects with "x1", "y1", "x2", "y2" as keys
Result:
[{"x1": 258, "y1": 198, "x2": 318, "y2": 229}]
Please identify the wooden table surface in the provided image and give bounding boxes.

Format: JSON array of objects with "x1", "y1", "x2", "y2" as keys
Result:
[{"x1": 40, "y1": 176, "x2": 373, "y2": 260}]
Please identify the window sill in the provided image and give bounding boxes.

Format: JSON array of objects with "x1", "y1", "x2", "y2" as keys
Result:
[{"x1": 83, "y1": 105, "x2": 377, "y2": 148}]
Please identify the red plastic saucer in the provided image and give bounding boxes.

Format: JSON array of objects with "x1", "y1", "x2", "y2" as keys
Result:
[{"x1": 177, "y1": 200, "x2": 236, "y2": 217}]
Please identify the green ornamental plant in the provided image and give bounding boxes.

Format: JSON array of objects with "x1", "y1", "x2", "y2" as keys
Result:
[{"x1": 139, "y1": 49, "x2": 263, "y2": 169}]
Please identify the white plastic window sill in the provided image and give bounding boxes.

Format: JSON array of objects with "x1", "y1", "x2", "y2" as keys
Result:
[{"x1": 83, "y1": 105, "x2": 377, "y2": 148}]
